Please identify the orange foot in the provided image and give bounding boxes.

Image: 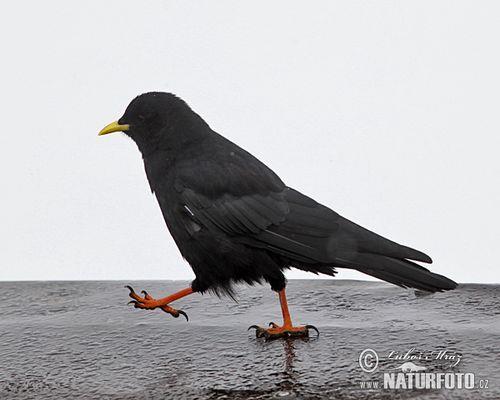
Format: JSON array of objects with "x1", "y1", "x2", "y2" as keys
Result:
[
  {"x1": 126, "y1": 285, "x2": 189, "y2": 321},
  {"x1": 248, "y1": 322, "x2": 319, "y2": 340}
]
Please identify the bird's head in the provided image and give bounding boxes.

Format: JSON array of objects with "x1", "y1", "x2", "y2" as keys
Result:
[{"x1": 99, "y1": 92, "x2": 207, "y2": 155}]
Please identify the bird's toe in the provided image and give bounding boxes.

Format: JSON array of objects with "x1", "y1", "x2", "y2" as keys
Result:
[
  {"x1": 124, "y1": 285, "x2": 188, "y2": 321},
  {"x1": 249, "y1": 323, "x2": 319, "y2": 340}
]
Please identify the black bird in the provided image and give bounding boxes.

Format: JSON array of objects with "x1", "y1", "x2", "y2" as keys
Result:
[{"x1": 99, "y1": 92, "x2": 457, "y2": 339}]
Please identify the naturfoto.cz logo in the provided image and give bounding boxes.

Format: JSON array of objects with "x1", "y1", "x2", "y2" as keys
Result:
[{"x1": 358, "y1": 348, "x2": 489, "y2": 390}]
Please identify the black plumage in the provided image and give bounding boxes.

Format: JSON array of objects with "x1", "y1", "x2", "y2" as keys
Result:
[{"x1": 106, "y1": 92, "x2": 457, "y2": 297}]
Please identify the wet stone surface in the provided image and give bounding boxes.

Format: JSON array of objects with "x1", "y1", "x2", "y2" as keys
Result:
[{"x1": 0, "y1": 280, "x2": 498, "y2": 399}]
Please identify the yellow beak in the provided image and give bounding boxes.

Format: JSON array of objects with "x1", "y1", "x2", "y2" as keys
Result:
[{"x1": 98, "y1": 121, "x2": 130, "y2": 136}]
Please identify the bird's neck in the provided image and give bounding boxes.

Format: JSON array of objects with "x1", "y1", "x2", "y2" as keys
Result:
[
  {"x1": 141, "y1": 115, "x2": 212, "y2": 193},
  {"x1": 142, "y1": 149, "x2": 174, "y2": 194}
]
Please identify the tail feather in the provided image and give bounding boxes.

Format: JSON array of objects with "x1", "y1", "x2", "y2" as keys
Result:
[
  {"x1": 338, "y1": 218, "x2": 433, "y2": 264},
  {"x1": 344, "y1": 253, "x2": 457, "y2": 292}
]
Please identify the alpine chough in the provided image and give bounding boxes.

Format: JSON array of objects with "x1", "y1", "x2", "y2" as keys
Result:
[{"x1": 99, "y1": 92, "x2": 457, "y2": 339}]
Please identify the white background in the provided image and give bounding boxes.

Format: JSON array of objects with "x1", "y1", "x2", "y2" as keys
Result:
[{"x1": 1, "y1": 1, "x2": 498, "y2": 283}]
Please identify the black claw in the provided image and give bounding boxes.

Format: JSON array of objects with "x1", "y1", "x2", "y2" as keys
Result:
[
  {"x1": 125, "y1": 285, "x2": 136, "y2": 297},
  {"x1": 248, "y1": 325, "x2": 267, "y2": 338},
  {"x1": 178, "y1": 310, "x2": 189, "y2": 322},
  {"x1": 128, "y1": 300, "x2": 139, "y2": 308},
  {"x1": 305, "y1": 324, "x2": 320, "y2": 336},
  {"x1": 268, "y1": 321, "x2": 278, "y2": 328},
  {"x1": 141, "y1": 290, "x2": 148, "y2": 297}
]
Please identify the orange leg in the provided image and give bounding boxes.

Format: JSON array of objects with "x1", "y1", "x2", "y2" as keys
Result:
[
  {"x1": 279, "y1": 288, "x2": 293, "y2": 328},
  {"x1": 126, "y1": 285, "x2": 193, "y2": 320},
  {"x1": 249, "y1": 289, "x2": 319, "y2": 339}
]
